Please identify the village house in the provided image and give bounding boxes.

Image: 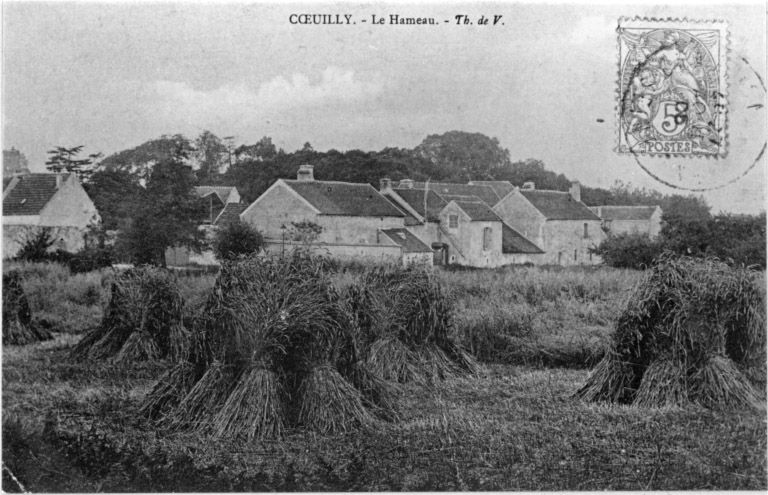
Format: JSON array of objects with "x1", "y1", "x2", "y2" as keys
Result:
[
  {"x1": 194, "y1": 186, "x2": 241, "y2": 224},
  {"x1": 2, "y1": 173, "x2": 100, "y2": 258},
  {"x1": 165, "y1": 186, "x2": 246, "y2": 266},
  {"x1": 492, "y1": 181, "x2": 605, "y2": 265},
  {"x1": 380, "y1": 179, "x2": 544, "y2": 267},
  {"x1": 589, "y1": 205, "x2": 663, "y2": 239},
  {"x1": 240, "y1": 165, "x2": 432, "y2": 266}
]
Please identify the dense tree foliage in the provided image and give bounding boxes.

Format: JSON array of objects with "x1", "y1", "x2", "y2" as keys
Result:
[
  {"x1": 116, "y1": 158, "x2": 205, "y2": 266},
  {"x1": 213, "y1": 221, "x2": 264, "y2": 261},
  {"x1": 84, "y1": 169, "x2": 143, "y2": 231}
]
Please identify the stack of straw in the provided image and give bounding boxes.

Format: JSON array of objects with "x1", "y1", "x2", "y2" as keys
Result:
[
  {"x1": 344, "y1": 265, "x2": 480, "y2": 384},
  {"x1": 70, "y1": 267, "x2": 188, "y2": 363},
  {"x1": 576, "y1": 254, "x2": 765, "y2": 409},
  {"x1": 2, "y1": 271, "x2": 52, "y2": 345},
  {"x1": 142, "y1": 253, "x2": 397, "y2": 440}
]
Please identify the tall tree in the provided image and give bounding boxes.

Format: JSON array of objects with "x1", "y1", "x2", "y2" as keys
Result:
[
  {"x1": 234, "y1": 136, "x2": 279, "y2": 163},
  {"x1": 84, "y1": 169, "x2": 143, "y2": 231},
  {"x1": 194, "y1": 130, "x2": 227, "y2": 182},
  {"x1": 414, "y1": 131, "x2": 511, "y2": 180},
  {"x1": 117, "y1": 158, "x2": 205, "y2": 266},
  {"x1": 98, "y1": 134, "x2": 193, "y2": 180},
  {"x1": 45, "y1": 145, "x2": 101, "y2": 179}
]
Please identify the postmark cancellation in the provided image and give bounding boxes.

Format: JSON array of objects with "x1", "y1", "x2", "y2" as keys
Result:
[{"x1": 617, "y1": 18, "x2": 728, "y2": 157}]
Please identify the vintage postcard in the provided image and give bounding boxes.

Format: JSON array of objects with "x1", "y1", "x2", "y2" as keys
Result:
[{"x1": 1, "y1": 1, "x2": 766, "y2": 492}]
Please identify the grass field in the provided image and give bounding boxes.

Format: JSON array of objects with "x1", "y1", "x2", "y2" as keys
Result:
[{"x1": 2, "y1": 262, "x2": 765, "y2": 491}]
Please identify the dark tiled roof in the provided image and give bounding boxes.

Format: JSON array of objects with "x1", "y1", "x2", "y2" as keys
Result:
[
  {"x1": 381, "y1": 228, "x2": 432, "y2": 253},
  {"x1": 384, "y1": 196, "x2": 420, "y2": 226},
  {"x1": 391, "y1": 188, "x2": 447, "y2": 222},
  {"x1": 284, "y1": 180, "x2": 404, "y2": 217},
  {"x1": 410, "y1": 182, "x2": 502, "y2": 206},
  {"x1": 469, "y1": 180, "x2": 515, "y2": 198},
  {"x1": 453, "y1": 200, "x2": 502, "y2": 222},
  {"x1": 502, "y1": 223, "x2": 544, "y2": 254},
  {"x1": 214, "y1": 202, "x2": 247, "y2": 227},
  {"x1": 3, "y1": 174, "x2": 63, "y2": 216},
  {"x1": 194, "y1": 186, "x2": 236, "y2": 203},
  {"x1": 591, "y1": 205, "x2": 659, "y2": 221},
  {"x1": 520, "y1": 190, "x2": 600, "y2": 221}
]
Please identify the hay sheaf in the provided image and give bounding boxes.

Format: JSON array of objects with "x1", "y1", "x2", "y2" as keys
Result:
[
  {"x1": 70, "y1": 267, "x2": 188, "y2": 363},
  {"x1": 345, "y1": 265, "x2": 481, "y2": 384},
  {"x1": 2, "y1": 271, "x2": 52, "y2": 346},
  {"x1": 577, "y1": 254, "x2": 765, "y2": 409},
  {"x1": 141, "y1": 254, "x2": 400, "y2": 440}
]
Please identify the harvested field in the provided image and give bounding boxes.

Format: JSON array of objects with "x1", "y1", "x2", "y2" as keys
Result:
[{"x1": 1, "y1": 260, "x2": 764, "y2": 491}]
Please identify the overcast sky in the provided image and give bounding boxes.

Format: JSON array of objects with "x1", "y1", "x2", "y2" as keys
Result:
[{"x1": 3, "y1": 1, "x2": 765, "y2": 213}]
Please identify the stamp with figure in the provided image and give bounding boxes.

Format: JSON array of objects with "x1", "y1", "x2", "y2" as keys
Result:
[{"x1": 617, "y1": 18, "x2": 728, "y2": 157}]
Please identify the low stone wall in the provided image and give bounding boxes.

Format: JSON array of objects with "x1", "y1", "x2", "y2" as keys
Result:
[{"x1": 263, "y1": 240, "x2": 404, "y2": 264}]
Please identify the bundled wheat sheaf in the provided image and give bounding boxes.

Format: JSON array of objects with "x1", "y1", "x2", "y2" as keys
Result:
[
  {"x1": 2, "y1": 270, "x2": 52, "y2": 345},
  {"x1": 70, "y1": 267, "x2": 188, "y2": 363},
  {"x1": 344, "y1": 265, "x2": 481, "y2": 384},
  {"x1": 141, "y1": 254, "x2": 401, "y2": 439},
  {"x1": 576, "y1": 254, "x2": 766, "y2": 409}
]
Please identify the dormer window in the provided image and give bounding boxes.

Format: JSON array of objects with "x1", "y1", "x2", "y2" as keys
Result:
[
  {"x1": 19, "y1": 198, "x2": 26, "y2": 205},
  {"x1": 448, "y1": 214, "x2": 458, "y2": 229}
]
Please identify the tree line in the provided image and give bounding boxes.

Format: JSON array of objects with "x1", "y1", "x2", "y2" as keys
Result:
[{"x1": 40, "y1": 130, "x2": 766, "y2": 268}]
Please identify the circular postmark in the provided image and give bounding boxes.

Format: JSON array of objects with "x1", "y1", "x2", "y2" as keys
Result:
[{"x1": 617, "y1": 18, "x2": 766, "y2": 193}]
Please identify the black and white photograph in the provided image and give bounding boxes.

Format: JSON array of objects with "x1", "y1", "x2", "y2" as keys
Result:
[{"x1": 1, "y1": 0, "x2": 766, "y2": 491}]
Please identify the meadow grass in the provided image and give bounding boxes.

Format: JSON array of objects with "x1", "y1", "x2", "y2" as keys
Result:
[{"x1": 442, "y1": 265, "x2": 641, "y2": 367}]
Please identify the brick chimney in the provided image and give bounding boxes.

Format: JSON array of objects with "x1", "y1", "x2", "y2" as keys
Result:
[
  {"x1": 522, "y1": 181, "x2": 535, "y2": 190},
  {"x1": 56, "y1": 174, "x2": 64, "y2": 188},
  {"x1": 379, "y1": 178, "x2": 392, "y2": 192},
  {"x1": 297, "y1": 164, "x2": 314, "y2": 181},
  {"x1": 569, "y1": 181, "x2": 581, "y2": 202},
  {"x1": 399, "y1": 179, "x2": 414, "y2": 189}
]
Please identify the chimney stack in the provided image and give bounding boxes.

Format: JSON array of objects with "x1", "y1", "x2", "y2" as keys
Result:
[
  {"x1": 399, "y1": 179, "x2": 414, "y2": 189},
  {"x1": 569, "y1": 181, "x2": 581, "y2": 202},
  {"x1": 297, "y1": 164, "x2": 314, "y2": 181},
  {"x1": 56, "y1": 174, "x2": 64, "y2": 188},
  {"x1": 522, "y1": 181, "x2": 535, "y2": 190},
  {"x1": 379, "y1": 178, "x2": 392, "y2": 192}
]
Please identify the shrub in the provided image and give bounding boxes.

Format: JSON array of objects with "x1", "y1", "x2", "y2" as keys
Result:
[
  {"x1": 212, "y1": 221, "x2": 264, "y2": 261},
  {"x1": 591, "y1": 232, "x2": 662, "y2": 269},
  {"x1": 15, "y1": 228, "x2": 55, "y2": 262}
]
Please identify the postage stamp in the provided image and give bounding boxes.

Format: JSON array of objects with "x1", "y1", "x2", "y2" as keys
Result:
[{"x1": 617, "y1": 18, "x2": 728, "y2": 157}]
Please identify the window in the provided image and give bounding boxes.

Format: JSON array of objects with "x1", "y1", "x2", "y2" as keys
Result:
[
  {"x1": 483, "y1": 227, "x2": 492, "y2": 251},
  {"x1": 574, "y1": 249, "x2": 578, "y2": 261},
  {"x1": 448, "y1": 214, "x2": 459, "y2": 228},
  {"x1": 583, "y1": 223, "x2": 589, "y2": 238}
]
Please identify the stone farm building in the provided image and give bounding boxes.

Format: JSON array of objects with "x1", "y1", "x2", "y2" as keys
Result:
[
  {"x1": 380, "y1": 179, "x2": 544, "y2": 267},
  {"x1": 589, "y1": 205, "x2": 663, "y2": 239},
  {"x1": 491, "y1": 181, "x2": 606, "y2": 265},
  {"x1": 2, "y1": 173, "x2": 100, "y2": 258},
  {"x1": 240, "y1": 165, "x2": 422, "y2": 266}
]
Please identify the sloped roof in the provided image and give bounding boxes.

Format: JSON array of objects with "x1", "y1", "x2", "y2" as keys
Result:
[
  {"x1": 502, "y1": 223, "x2": 544, "y2": 254},
  {"x1": 411, "y1": 181, "x2": 502, "y2": 206},
  {"x1": 284, "y1": 180, "x2": 404, "y2": 217},
  {"x1": 391, "y1": 188, "x2": 447, "y2": 222},
  {"x1": 380, "y1": 228, "x2": 432, "y2": 253},
  {"x1": 469, "y1": 180, "x2": 515, "y2": 198},
  {"x1": 591, "y1": 205, "x2": 659, "y2": 221},
  {"x1": 520, "y1": 190, "x2": 600, "y2": 221},
  {"x1": 194, "y1": 186, "x2": 237, "y2": 203},
  {"x1": 452, "y1": 200, "x2": 503, "y2": 222},
  {"x1": 213, "y1": 202, "x2": 247, "y2": 227},
  {"x1": 384, "y1": 196, "x2": 421, "y2": 226},
  {"x1": 3, "y1": 174, "x2": 64, "y2": 216}
]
